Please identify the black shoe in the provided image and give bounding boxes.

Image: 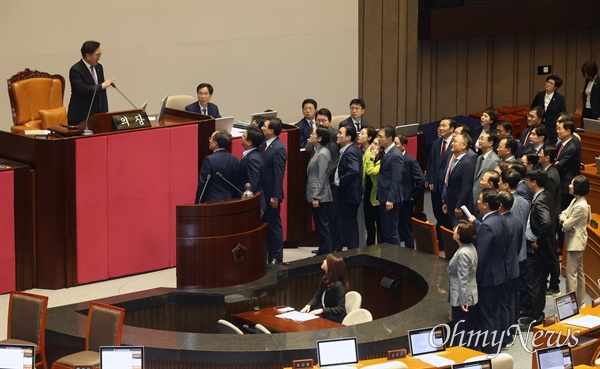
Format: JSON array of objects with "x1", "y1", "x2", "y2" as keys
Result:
[
  {"x1": 311, "y1": 250, "x2": 318, "y2": 254},
  {"x1": 545, "y1": 288, "x2": 560, "y2": 297}
]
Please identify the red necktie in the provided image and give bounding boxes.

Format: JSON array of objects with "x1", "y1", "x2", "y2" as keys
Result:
[
  {"x1": 557, "y1": 144, "x2": 563, "y2": 158},
  {"x1": 440, "y1": 140, "x2": 447, "y2": 161},
  {"x1": 524, "y1": 131, "x2": 531, "y2": 146},
  {"x1": 445, "y1": 154, "x2": 456, "y2": 186}
]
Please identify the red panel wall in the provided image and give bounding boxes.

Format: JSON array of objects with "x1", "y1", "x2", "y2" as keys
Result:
[
  {"x1": 407, "y1": 136, "x2": 418, "y2": 158},
  {"x1": 0, "y1": 170, "x2": 16, "y2": 293}
]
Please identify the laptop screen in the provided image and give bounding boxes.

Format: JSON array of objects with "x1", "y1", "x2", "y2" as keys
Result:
[
  {"x1": 100, "y1": 346, "x2": 144, "y2": 369},
  {"x1": 536, "y1": 345, "x2": 572, "y2": 369},
  {"x1": 0, "y1": 344, "x2": 35, "y2": 369},
  {"x1": 554, "y1": 291, "x2": 579, "y2": 321},
  {"x1": 452, "y1": 359, "x2": 492, "y2": 369},
  {"x1": 316, "y1": 337, "x2": 358, "y2": 367},
  {"x1": 408, "y1": 326, "x2": 446, "y2": 356}
]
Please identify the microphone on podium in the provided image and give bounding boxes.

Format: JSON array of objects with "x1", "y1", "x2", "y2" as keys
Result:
[
  {"x1": 110, "y1": 82, "x2": 138, "y2": 110},
  {"x1": 197, "y1": 174, "x2": 211, "y2": 203},
  {"x1": 215, "y1": 172, "x2": 243, "y2": 197},
  {"x1": 82, "y1": 85, "x2": 99, "y2": 136}
]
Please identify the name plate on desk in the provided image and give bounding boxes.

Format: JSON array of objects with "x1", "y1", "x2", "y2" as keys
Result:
[{"x1": 112, "y1": 112, "x2": 151, "y2": 131}]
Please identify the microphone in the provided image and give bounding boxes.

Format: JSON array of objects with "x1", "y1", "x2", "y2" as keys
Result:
[
  {"x1": 82, "y1": 85, "x2": 99, "y2": 136},
  {"x1": 215, "y1": 172, "x2": 243, "y2": 196},
  {"x1": 198, "y1": 174, "x2": 211, "y2": 203},
  {"x1": 110, "y1": 82, "x2": 138, "y2": 110}
]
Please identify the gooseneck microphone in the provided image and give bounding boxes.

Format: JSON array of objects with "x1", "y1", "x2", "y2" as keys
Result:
[
  {"x1": 215, "y1": 172, "x2": 243, "y2": 196},
  {"x1": 198, "y1": 174, "x2": 211, "y2": 203},
  {"x1": 110, "y1": 82, "x2": 138, "y2": 110},
  {"x1": 83, "y1": 85, "x2": 99, "y2": 136}
]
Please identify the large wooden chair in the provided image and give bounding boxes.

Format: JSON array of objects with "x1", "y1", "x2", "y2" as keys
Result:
[
  {"x1": 439, "y1": 225, "x2": 459, "y2": 261},
  {"x1": 0, "y1": 291, "x2": 49, "y2": 369},
  {"x1": 51, "y1": 302, "x2": 125, "y2": 369},
  {"x1": 7, "y1": 68, "x2": 66, "y2": 134},
  {"x1": 411, "y1": 217, "x2": 439, "y2": 256},
  {"x1": 165, "y1": 95, "x2": 196, "y2": 111}
]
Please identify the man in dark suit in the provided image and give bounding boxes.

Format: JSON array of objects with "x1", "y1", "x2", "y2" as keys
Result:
[
  {"x1": 238, "y1": 127, "x2": 265, "y2": 208},
  {"x1": 520, "y1": 107, "x2": 543, "y2": 148},
  {"x1": 395, "y1": 135, "x2": 425, "y2": 249},
  {"x1": 376, "y1": 126, "x2": 404, "y2": 245},
  {"x1": 261, "y1": 118, "x2": 288, "y2": 264},
  {"x1": 527, "y1": 124, "x2": 547, "y2": 154},
  {"x1": 530, "y1": 75, "x2": 566, "y2": 142},
  {"x1": 442, "y1": 132, "x2": 477, "y2": 228},
  {"x1": 185, "y1": 83, "x2": 221, "y2": 118},
  {"x1": 472, "y1": 189, "x2": 508, "y2": 354},
  {"x1": 334, "y1": 125, "x2": 363, "y2": 249},
  {"x1": 472, "y1": 132, "x2": 499, "y2": 217},
  {"x1": 555, "y1": 114, "x2": 581, "y2": 211},
  {"x1": 295, "y1": 99, "x2": 317, "y2": 149},
  {"x1": 509, "y1": 161, "x2": 533, "y2": 205},
  {"x1": 67, "y1": 40, "x2": 116, "y2": 125},
  {"x1": 339, "y1": 98, "x2": 369, "y2": 133},
  {"x1": 425, "y1": 117, "x2": 456, "y2": 240},
  {"x1": 195, "y1": 130, "x2": 240, "y2": 204},
  {"x1": 520, "y1": 168, "x2": 557, "y2": 328},
  {"x1": 497, "y1": 123, "x2": 524, "y2": 158}
]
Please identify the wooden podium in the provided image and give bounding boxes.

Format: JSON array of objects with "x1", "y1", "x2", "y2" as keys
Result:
[{"x1": 176, "y1": 193, "x2": 268, "y2": 289}]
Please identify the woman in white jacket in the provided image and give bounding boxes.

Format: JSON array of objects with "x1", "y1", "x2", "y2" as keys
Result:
[{"x1": 559, "y1": 175, "x2": 591, "y2": 307}]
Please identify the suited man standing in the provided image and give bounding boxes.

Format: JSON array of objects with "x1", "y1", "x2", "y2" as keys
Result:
[
  {"x1": 339, "y1": 99, "x2": 369, "y2": 133},
  {"x1": 185, "y1": 83, "x2": 222, "y2": 118},
  {"x1": 395, "y1": 135, "x2": 425, "y2": 249},
  {"x1": 530, "y1": 75, "x2": 566, "y2": 142},
  {"x1": 306, "y1": 127, "x2": 333, "y2": 255},
  {"x1": 295, "y1": 99, "x2": 318, "y2": 149},
  {"x1": 528, "y1": 124, "x2": 547, "y2": 154},
  {"x1": 334, "y1": 125, "x2": 363, "y2": 249},
  {"x1": 195, "y1": 130, "x2": 240, "y2": 204},
  {"x1": 67, "y1": 40, "x2": 116, "y2": 126},
  {"x1": 520, "y1": 107, "x2": 543, "y2": 148},
  {"x1": 376, "y1": 126, "x2": 404, "y2": 245},
  {"x1": 261, "y1": 118, "x2": 288, "y2": 264},
  {"x1": 472, "y1": 132, "x2": 500, "y2": 216},
  {"x1": 555, "y1": 114, "x2": 581, "y2": 211},
  {"x1": 238, "y1": 127, "x2": 265, "y2": 207},
  {"x1": 442, "y1": 132, "x2": 477, "y2": 228}
]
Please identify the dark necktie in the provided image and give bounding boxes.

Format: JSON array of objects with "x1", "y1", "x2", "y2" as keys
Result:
[{"x1": 475, "y1": 155, "x2": 484, "y2": 174}]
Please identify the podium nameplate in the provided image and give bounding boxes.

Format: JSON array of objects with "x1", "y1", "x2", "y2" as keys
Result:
[{"x1": 112, "y1": 112, "x2": 151, "y2": 131}]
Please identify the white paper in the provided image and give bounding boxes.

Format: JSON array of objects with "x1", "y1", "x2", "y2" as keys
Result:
[
  {"x1": 460, "y1": 205, "x2": 472, "y2": 219},
  {"x1": 564, "y1": 314, "x2": 600, "y2": 329},
  {"x1": 276, "y1": 311, "x2": 319, "y2": 322},
  {"x1": 415, "y1": 354, "x2": 455, "y2": 368},
  {"x1": 276, "y1": 306, "x2": 295, "y2": 313}
]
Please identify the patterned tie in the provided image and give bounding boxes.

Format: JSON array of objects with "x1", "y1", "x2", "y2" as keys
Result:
[
  {"x1": 202, "y1": 108, "x2": 207, "y2": 115},
  {"x1": 90, "y1": 66, "x2": 98, "y2": 84}
]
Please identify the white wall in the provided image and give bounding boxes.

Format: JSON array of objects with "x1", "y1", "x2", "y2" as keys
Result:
[{"x1": 0, "y1": 0, "x2": 358, "y2": 132}]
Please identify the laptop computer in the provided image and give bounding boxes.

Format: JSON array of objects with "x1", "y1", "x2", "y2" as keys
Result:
[
  {"x1": 452, "y1": 359, "x2": 492, "y2": 369},
  {"x1": 215, "y1": 116, "x2": 235, "y2": 134},
  {"x1": 316, "y1": 337, "x2": 359, "y2": 368},
  {"x1": 0, "y1": 344, "x2": 35, "y2": 369},
  {"x1": 583, "y1": 118, "x2": 600, "y2": 134},
  {"x1": 408, "y1": 326, "x2": 446, "y2": 357},
  {"x1": 100, "y1": 346, "x2": 144, "y2": 369},
  {"x1": 535, "y1": 344, "x2": 572, "y2": 369},
  {"x1": 554, "y1": 291, "x2": 579, "y2": 322},
  {"x1": 156, "y1": 95, "x2": 168, "y2": 123}
]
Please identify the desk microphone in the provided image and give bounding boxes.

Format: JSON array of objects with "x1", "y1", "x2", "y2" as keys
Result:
[
  {"x1": 110, "y1": 82, "x2": 138, "y2": 110},
  {"x1": 215, "y1": 172, "x2": 243, "y2": 196},
  {"x1": 198, "y1": 174, "x2": 211, "y2": 203},
  {"x1": 82, "y1": 85, "x2": 99, "y2": 136}
]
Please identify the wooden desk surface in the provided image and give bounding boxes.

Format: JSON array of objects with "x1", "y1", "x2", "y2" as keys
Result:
[
  {"x1": 533, "y1": 304, "x2": 600, "y2": 337},
  {"x1": 233, "y1": 307, "x2": 343, "y2": 333},
  {"x1": 284, "y1": 346, "x2": 486, "y2": 369}
]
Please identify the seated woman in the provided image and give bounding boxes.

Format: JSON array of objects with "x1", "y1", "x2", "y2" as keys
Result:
[{"x1": 300, "y1": 254, "x2": 348, "y2": 323}]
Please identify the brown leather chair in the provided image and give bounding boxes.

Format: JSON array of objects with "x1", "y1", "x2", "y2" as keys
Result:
[
  {"x1": 411, "y1": 217, "x2": 439, "y2": 256},
  {"x1": 52, "y1": 302, "x2": 125, "y2": 369},
  {"x1": 7, "y1": 68, "x2": 66, "y2": 134},
  {"x1": 0, "y1": 291, "x2": 49, "y2": 369},
  {"x1": 439, "y1": 225, "x2": 460, "y2": 261}
]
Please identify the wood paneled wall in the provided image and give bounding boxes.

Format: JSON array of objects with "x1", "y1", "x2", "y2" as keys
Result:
[{"x1": 359, "y1": 0, "x2": 600, "y2": 126}]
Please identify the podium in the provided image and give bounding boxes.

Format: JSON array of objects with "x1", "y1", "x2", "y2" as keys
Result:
[{"x1": 176, "y1": 193, "x2": 268, "y2": 289}]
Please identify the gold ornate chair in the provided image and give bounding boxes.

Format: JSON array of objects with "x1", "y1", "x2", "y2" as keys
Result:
[
  {"x1": 0, "y1": 291, "x2": 49, "y2": 369},
  {"x1": 7, "y1": 68, "x2": 66, "y2": 134}
]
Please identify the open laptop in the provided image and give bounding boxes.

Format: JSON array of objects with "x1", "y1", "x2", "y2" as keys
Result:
[
  {"x1": 554, "y1": 291, "x2": 579, "y2": 322},
  {"x1": 156, "y1": 95, "x2": 168, "y2": 123},
  {"x1": 140, "y1": 101, "x2": 148, "y2": 112},
  {"x1": 100, "y1": 346, "x2": 144, "y2": 369},
  {"x1": 535, "y1": 345, "x2": 573, "y2": 369},
  {"x1": 0, "y1": 344, "x2": 35, "y2": 369},
  {"x1": 408, "y1": 326, "x2": 446, "y2": 357},
  {"x1": 316, "y1": 337, "x2": 359, "y2": 368},
  {"x1": 452, "y1": 359, "x2": 492, "y2": 369},
  {"x1": 395, "y1": 123, "x2": 419, "y2": 137},
  {"x1": 583, "y1": 118, "x2": 600, "y2": 134},
  {"x1": 215, "y1": 116, "x2": 234, "y2": 134}
]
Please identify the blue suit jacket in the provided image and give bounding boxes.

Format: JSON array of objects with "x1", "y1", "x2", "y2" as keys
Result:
[
  {"x1": 531, "y1": 91, "x2": 565, "y2": 140},
  {"x1": 261, "y1": 137, "x2": 287, "y2": 202},
  {"x1": 425, "y1": 136, "x2": 453, "y2": 193},
  {"x1": 556, "y1": 137, "x2": 581, "y2": 195},
  {"x1": 337, "y1": 144, "x2": 363, "y2": 204},
  {"x1": 195, "y1": 149, "x2": 240, "y2": 203},
  {"x1": 582, "y1": 77, "x2": 600, "y2": 118},
  {"x1": 443, "y1": 151, "x2": 477, "y2": 213},
  {"x1": 377, "y1": 146, "x2": 404, "y2": 204},
  {"x1": 238, "y1": 148, "x2": 264, "y2": 194},
  {"x1": 185, "y1": 101, "x2": 222, "y2": 118},
  {"x1": 502, "y1": 211, "x2": 523, "y2": 280},
  {"x1": 402, "y1": 152, "x2": 425, "y2": 201},
  {"x1": 295, "y1": 118, "x2": 312, "y2": 149},
  {"x1": 475, "y1": 211, "x2": 508, "y2": 287}
]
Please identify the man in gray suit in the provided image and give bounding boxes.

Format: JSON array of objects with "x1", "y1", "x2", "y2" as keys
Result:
[{"x1": 473, "y1": 132, "x2": 500, "y2": 216}]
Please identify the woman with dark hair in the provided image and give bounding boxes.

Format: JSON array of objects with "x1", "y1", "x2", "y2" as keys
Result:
[
  {"x1": 448, "y1": 220, "x2": 478, "y2": 345},
  {"x1": 473, "y1": 107, "x2": 498, "y2": 154},
  {"x1": 300, "y1": 254, "x2": 348, "y2": 323},
  {"x1": 530, "y1": 74, "x2": 566, "y2": 141},
  {"x1": 581, "y1": 61, "x2": 600, "y2": 125},
  {"x1": 358, "y1": 126, "x2": 381, "y2": 245},
  {"x1": 559, "y1": 175, "x2": 591, "y2": 307}
]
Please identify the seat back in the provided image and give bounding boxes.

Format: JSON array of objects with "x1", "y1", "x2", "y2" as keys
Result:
[
  {"x1": 165, "y1": 95, "x2": 196, "y2": 111},
  {"x1": 331, "y1": 115, "x2": 346, "y2": 130},
  {"x1": 7, "y1": 291, "x2": 48, "y2": 346},
  {"x1": 345, "y1": 291, "x2": 362, "y2": 314},
  {"x1": 217, "y1": 319, "x2": 243, "y2": 334},
  {"x1": 7, "y1": 69, "x2": 65, "y2": 132},
  {"x1": 591, "y1": 344, "x2": 600, "y2": 367},
  {"x1": 342, "y1": 308, "x2": 373, "y2": 326},
  {"x1": 465, "y1": 353, "x2": 514, "y2": 369},
  {"x1": 411, "y1": 217, "x2": 439, "y2": 256},
  {"x1": 439, "y1": 225, "x2": 459, "y2": 260},
  {"x1": 86, "y1": 302, "x2": 125, "y2": 352},
  {"x1": 254, "y1": 324, "x2": 271, "y2": 334},
  {"x1": 361, "y1": 362, "x2": 408, "y2": 369}
]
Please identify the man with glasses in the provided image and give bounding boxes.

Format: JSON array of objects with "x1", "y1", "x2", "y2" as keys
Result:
[
  {"x1": 185, "y1": 83, "x2": 221, "y2": 118},
  {"x1": 339, "y1": 98, "x2": 369, "y2": 134},
  {"x1": 472, "y1": 132, "x2": 499, "y2": 216},
  {"x1": 195, "y1": 130, "x2": 239, "y2": 204},
  {"x1": 68, "y1": 40, "x2": 116, "y2": 125}
]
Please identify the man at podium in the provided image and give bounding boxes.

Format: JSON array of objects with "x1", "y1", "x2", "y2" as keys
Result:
[{"x1": 195, "y1": 130, "x2": 240, "y2": 203}]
